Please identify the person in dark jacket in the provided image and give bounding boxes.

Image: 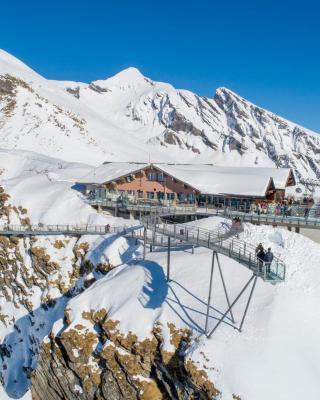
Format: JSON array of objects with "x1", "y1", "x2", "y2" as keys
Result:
[
  {"x1": 264, "y1": 248, "x2": 274, "y2": 274},
  {"x1": 255, "y1": 243, "x2": 264, "y2": 254},
  {"x1": 257, "y1": 248, "x2": 265, "y2": 273}
]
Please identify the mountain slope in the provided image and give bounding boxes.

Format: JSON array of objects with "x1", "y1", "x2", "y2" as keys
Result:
[{"x1": 1, "y1": 49, "x2": 320, "y2": 184}]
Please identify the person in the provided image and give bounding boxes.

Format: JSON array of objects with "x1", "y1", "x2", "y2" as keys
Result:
[
  {"x1": 255, "y1": 243, "x2": 264, "y2": 254},
  {"x1": 232, "y1": 217, "x2": 242, "y2": 231},
  {"x1": 264, "y1": 248, "x2": 274, "y2": 274},
  {"x1": 257, "y1": 203, "x2": 262, "y2": 215},
  {"x1": 257, "y1": 248, "x2": 265, "y2": 273},
  {"x1": 105, "y1": 223, "x2": 110, "y2": 233}
]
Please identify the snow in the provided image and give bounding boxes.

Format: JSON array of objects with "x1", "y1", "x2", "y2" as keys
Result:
[
  {"x1": 0, "y1": 151, "x2": 320, "y2": 399},
  {"x1": 0, "y1": 48, "x2": 319, "y2": 186},
  {"x1": 0, "y1": 149, "x2": 138, "y2": 227},
  {"x1": 78, "y1": 162, "x2": 146, "y2": 184},
  {"x1": 156, "y1": 163, "x2": 275, "y2": 196},
  {"x1": 0, "y1": 48, "x2": 320, "y2": 400},
  {"x1": 79, "y1": 161, "x2": 291, "y2": 197},
  {"x1": 61, "y1": 218, "x2": 320, "y2": 400}
]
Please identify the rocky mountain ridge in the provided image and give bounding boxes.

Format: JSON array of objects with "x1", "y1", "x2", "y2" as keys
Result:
[{"x1": 0, "y1": 49, "x2": 319, "y2": 186}]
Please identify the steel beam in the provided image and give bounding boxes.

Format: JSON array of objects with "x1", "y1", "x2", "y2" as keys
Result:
[
  {"x1": 167, "y1": 236, "x2": 171, "y2": 281},
  {"x1": 216, "y1": 253, "x2": 235, "y2": 324},
  {"x1": 239, "y1": 275, "x2": 258, "y2": 332},
  {"x1": 143, "y1": 227, "x2": 147, "y2": 260},
  {"x1": 204, "y1": 250, "x2": 215, "y2": 334},
  {"x1": 207, "y1": 274, "x2": 255, "y2": 338}
]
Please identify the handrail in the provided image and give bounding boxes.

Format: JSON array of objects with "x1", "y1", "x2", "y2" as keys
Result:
[
  {"x1": 87, "y1": 197, "x2": 320, "y2": 228},
  {"x1": 197, "y1": 203, "x2": 320, "y2": 227},
  {"x1": 142, "y1": 214, "x2": 285, "y2": 283},
  {"x1": 0, "y1": 213, "x2": 286, "y2": 283},
  {"x1": 0, "y1": 224, "x2": 142, "y2": 235}
]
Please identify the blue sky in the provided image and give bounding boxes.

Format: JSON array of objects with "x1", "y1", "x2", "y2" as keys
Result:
[{"x1": 1, "y1": 0, "x2": 319, "y2": 132}]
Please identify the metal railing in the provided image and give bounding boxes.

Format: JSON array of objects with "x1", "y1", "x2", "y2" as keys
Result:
[
  {"x1": 88, "y1": 196, "x2": 320, "y2": 229},
  {"x1": 142, "y1": 215, "x2": 285, "y2": 282},
  {"x1": 0, "y1": 224, "x2": 141, "y2": 236},
  {"x1": 87, "y1": 198, "x2": 197, "y2": 215},
  {"x1": 223, "y1": 203, "x2": 320, "y2": 218},
  {"x1": 0, "y1": 214, "x2": 286, "y2": 282}
]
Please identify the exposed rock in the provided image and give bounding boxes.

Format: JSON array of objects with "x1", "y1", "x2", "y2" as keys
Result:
[
  {"x1": 89, "y1": 83, "x2": 111, "y2": 94},
  {"x1": 66, "y1": 86, "x2": 80, "y2": 99},
  {"x1": 32, "y1": 313, "x2": 219, "y2": 400}
]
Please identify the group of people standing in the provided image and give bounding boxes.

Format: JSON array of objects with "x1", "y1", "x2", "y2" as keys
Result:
[
  {"x1": 231, "y1": 217, "x2": 242, "y2": 228},
  {"x1": 250, "y1": 196, "x2": 315, "y2": 218},
  {"x1": 255, "y1": 243, "x2": 274, "y2": 273}
]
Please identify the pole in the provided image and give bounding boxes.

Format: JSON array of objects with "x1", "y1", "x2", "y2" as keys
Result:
[
  {"x1": 205, "y1": 251, "x2": 215, "y2": 335},
  {"x1": 216, "y1": 254, "x2": 235, "y2": 324},
  {"x1": 239, "y1": 276, "x2": 258, "y2": 332},
  {"x1": 167, "y1": 236, "x2": 171, "y2": 281},
  {"x1": 207, "y1": 274, "x2": 255, "y2": 338},
  {"x1": 143, "y1": 227, "x2": 147, "y2": 260}
]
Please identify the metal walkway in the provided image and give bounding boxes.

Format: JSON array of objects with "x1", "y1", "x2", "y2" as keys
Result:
[
  {"x1": 88, "y1": 198, "x2": 198, "y2": 215},
  {"x1": 0, "y1": 213, "x2": 286, "y2": 336},
  {"x1": 0, "y1": 216, "x2": 286, "y2": 283},
  {"x1": 222, "y1": 208, "x2": 320, "y2": 230},
  {"x1": 0, "y1": 224, "x2": 139, "y2": 236},
  {"x1": 140, "y1": 214, "x2": 285, "y2": 337},
  {"x1": 142, "y1": 216, "x2": 285, "y2": 283},
  {"x1": 89, "y1": 197, "x2": 320, "y2": 230}
]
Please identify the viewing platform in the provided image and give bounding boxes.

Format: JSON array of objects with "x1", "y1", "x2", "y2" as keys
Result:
[{"x1": 142, "y1": 216, "x2": 286, "y2": 283}]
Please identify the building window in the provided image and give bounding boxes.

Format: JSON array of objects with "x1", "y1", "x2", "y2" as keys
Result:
[
  {"x1": 178, "y1": 193, "x2": 186, "y2": 202},
  {"x1": 147, "y1": 173, "x2": 156, "y2": 181},
  {"x1": 94, "y1": 188, "x2": 106, "y2": 200},
  {"x1": 147, "y1": 192, "x2": 154, "y2": 199},
  {"x1": 187, "y1": 194, "x2": 195, "y2": 203},
  {"x1": 137, "y1": 190, "x2": 143, "y2": 198},
  {"x1": 166, "y1": 192, "x2": 175, "y2": 200},
  {"x1": 157, "y1": 173, "x2": 164, "y2": 182},
  {"x1": 157, "y1": 192, "x2": 164, "y2": 200}
]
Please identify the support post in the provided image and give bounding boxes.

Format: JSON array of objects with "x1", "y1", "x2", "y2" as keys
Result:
[
  {"x1": 239, "y1": 275, "x2": 258, "y2": 332},
  {"x1": 204, "y1": 251, "x2": 215, "y2": 335},
  {"x1": 167, "y1": 236, "x2": 171, "y2": 281},
  {"x1": 207, "y1": 274, "x2": 255, "y2": 338},
  {"x1": 143, "y1": 227, "x2": 147, "y2": 260},
  {"x1": 216, "y1": 254, "x2": 235, "y2": 323}
]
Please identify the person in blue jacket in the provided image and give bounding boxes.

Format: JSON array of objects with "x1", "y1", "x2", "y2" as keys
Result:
[{"x1": 264, "y1": 248, "x2": 274, "y2": 274}]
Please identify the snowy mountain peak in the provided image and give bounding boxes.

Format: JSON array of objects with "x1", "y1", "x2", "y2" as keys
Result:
[
  {"x1": 0, "y1": 48, "x2": 40, "y2": 81},
  {"x1": 108, "y1": 66, "x2": 145, "y2": 82},
  {"x1": 91, "y1": 66, "x2": 151, "y2": 92},
  {"x1": 0, "y1": 49, "x2": 320, "y2": 186}
]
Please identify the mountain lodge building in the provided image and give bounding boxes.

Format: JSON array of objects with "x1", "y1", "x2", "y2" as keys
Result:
[{"x1": 78, "y1": 162, "x2": 296, "y2": 207}]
